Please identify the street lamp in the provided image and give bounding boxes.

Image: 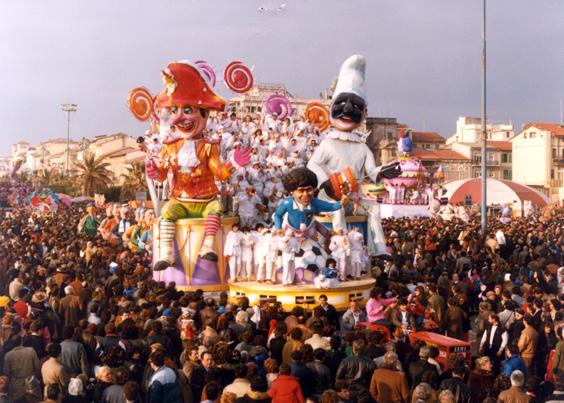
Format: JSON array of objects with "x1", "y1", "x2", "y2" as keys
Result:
[
  {"x1": 60, "y1": 103, "x2": 78, "y2": 175},
  {"x1": 480, "y1": 0, "x2": 488, "y2": 237}
]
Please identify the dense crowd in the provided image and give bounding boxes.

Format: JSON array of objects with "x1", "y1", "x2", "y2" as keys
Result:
[
  {"x1": 0, "y1": 110, "x2": 562, "y2": 403},
  {"x1": 0, "y1": 198, "x2": 563, "y2": 403}
]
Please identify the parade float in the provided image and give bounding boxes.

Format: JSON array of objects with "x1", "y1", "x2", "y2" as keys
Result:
[
  {"x1": 128, "y1": 55, "x2": 404, "y2": 310},
  {"x1": 374, "y1": 129, "x2": 435, "y2": 218}
]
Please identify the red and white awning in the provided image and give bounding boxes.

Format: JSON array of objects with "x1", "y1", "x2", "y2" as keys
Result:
[{"x1": 442, "y1": 178, "x2": 549, "y2": 207}]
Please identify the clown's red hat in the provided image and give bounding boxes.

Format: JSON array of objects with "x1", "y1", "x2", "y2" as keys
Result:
[{"x1": 156, "y1": 61, "x2": 225, "y2": 111}]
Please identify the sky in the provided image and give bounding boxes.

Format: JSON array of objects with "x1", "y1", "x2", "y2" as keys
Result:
[{"x1": 0, "y1": 0, "x2": 563, "y2": 155}]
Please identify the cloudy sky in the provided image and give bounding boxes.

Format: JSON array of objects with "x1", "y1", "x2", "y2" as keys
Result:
[{"x1": 1, "y1": 0, "x2": 563, "y2": 155}]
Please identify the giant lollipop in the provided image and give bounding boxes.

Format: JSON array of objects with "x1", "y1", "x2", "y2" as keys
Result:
[
  {"x1": 128, "y1": 87, "x2": 154, "y2": 122},
  {"x1": 223, "y1": 61, "x2": 253, "y2": 93},
  {"x1": 304, "y1": 101, "x2": 330, "y2": 132},
  {"x1": 194, "y1": 60, "x2": 216, "y2": 87},
  {"x1": 263, "y1": 92, "x2": 292, "y2": 120}
]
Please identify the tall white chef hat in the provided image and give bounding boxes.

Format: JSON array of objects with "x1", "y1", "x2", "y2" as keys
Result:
[{"x1": 333, "y1": 54, "x2": 367, "y2": 104}]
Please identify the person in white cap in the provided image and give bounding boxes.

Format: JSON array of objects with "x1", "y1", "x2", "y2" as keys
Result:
[
  {"x1": 224, "y1": 223, "x2": 244, "y2": 282},
  {"x1": 240, "y1": 226, "x2": 255, "y2": 282},
  {"x1": 307, "y1": 55, "x2": 400, "y2": 257},
  {"x1": 236, "y1": 186, "x2": 264, "y2": 228},
  {"x1": 329, "y1": 229, "x2": 350, "y2": 281},
  {"x1": 348, "y1": 226, "x2": 365, "y2": 280},
  {"x1": 278, "y1": 229, "x2": 301, "y2": 286}
]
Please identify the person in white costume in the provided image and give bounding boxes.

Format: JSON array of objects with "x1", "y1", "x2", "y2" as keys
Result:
[
  {"x1": 236, "y1": 186, "x2": 264, "y2": 228},
  {"x1": 224, "y1": 224, "x2": 243, "y2": 282},
  {"x1": 329, "y1": 229, "x2": 350, "y2": 281},
  {"x1": 278, "y1": 229, "x2": 301, "y2": 285},
  {"x1": 240, "y1": 227, "x2": 255, "y2": 281},
  {"x1": 348, "y1": 226, "x2": 364, "y2": 280},
  {"x1": 307, "y1": 55, "x2": 400, "y2": 257},
  {"x1": 250, "y1": 224, "x2": 264, "y2": 278},
  {"x1": 265, "y1": 230, "x2": 281, "y2": 283},
  {"x1": 314, "y1": 258, "x2": 339, "y2": 289},
  {"x1": 255, "y1": 228, "x2": 272, "y2": 283}
]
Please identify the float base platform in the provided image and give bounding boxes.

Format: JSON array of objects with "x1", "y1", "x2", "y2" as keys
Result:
[
  {"x1": 229, "y1": 278, "x2": 376, "y2": 311},
  {"x1": 380, "y1": 204, "x2": 432, "y2": 219}
]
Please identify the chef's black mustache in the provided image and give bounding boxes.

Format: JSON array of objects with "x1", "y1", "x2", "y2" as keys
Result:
[{"x1": 331, "y1": 92, "x2": 365, "y2": 124}]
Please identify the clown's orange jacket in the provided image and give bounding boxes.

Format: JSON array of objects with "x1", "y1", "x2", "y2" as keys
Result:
[{"x1": 154, "y1": 138, "x2": 233, "y2": 200}]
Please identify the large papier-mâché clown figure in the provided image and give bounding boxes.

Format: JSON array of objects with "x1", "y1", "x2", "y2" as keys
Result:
[
  {"x1": 145, "y1": 61, "x2": 251, "y2": 271},
  {"x1": 307, "y1": 55, "x2": 400, "y2": 256}
]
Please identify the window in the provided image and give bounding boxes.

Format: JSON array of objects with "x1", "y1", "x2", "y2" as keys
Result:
[
  {"x1": 529, "y1": 132, "x2": 536, "y2": 138},
  {"x1": 503, "y1": 170, "x2": 511, "y2": 180},
  {"x1": 553, "y1": 148, "x2": 557, "y2": 158},
  {"x1": 501, "y1": 153, "x2": 512, "y2": 163},
  {"x1": 551, "y1": 169, "x2": 555, "y2": 179}
]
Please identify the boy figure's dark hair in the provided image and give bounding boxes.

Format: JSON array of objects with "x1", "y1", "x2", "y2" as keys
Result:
[{"x1": 283, "y1": 168, "x2": 318, "y2": 193}]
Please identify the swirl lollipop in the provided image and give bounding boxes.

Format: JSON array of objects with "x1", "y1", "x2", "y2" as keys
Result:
[
  {"x1": 223, "y1": 61, "x2": 253, "y2": 93},
  {"x1": 263, "y1": 93, "x2": 292, "y2": 120},
  {"x1": 194, "y1": 60, "x2": 216, "y2": 87},
  {"x1": 128, "y1": 87, "x2": 154, "y2": 122},
  {"x1": 304, "y1": 101, "x2": 330, "y2": 132}
]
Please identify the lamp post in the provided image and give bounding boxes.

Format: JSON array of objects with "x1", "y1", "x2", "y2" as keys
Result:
[
  {"x1": 60, "y1": 103, "x2": 78, "y2": 176},
  {"x1": 480, "y1": 0, "x2": 488, "y2": 237}
]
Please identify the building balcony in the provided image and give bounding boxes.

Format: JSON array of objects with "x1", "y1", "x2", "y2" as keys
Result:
[
  {"x1": 472, "y1": 159, "x2": 501, "y2": 166},
  {"x1": 548, "y1": 179, "x2": 563, "y2": 188}
]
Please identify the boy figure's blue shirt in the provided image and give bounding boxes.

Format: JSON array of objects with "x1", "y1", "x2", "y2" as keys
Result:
[{"x1": 274, "y1": 196, "x2": 341, "y2": 230}]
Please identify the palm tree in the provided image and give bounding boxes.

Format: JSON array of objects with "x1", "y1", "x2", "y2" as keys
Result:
[
  {"x1": 120, "y1": 161, "x2": 147, "y2": 200},
  {"x1": 33, "y1": 169, "x2": 53, "y2": 188},
  {"x1": 74, "y1": 153, "x2": 114, "y2": 196}
]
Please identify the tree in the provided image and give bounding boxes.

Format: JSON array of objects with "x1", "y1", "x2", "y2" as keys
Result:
[
  {"x1": 74, "y1": 153, "x2": 114, "y2": 196},
  {"x1": 33, "y1": 169, "x2": 53, "y2": 188},
  {"x1": 120, "y1": 161, "x2": 147, "y2": 200}
]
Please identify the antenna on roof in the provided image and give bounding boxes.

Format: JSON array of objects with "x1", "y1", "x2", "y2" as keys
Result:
[{"x1": 560, "y1": 98, "x2": 562, "y2": 126}]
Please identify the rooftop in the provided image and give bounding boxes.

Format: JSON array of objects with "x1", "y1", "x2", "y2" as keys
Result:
[
  {"x1": 412, "y1": 131, "x2": 446, "y2": 143},
  {"x1": 523, "y1": 122, "x2": 564, "y2": 136},
  {"x1": 487, "y1": 141, "x2": 512, "y2": 151},
  {"x1": 410, "y1": 148, "x2": 469, "y2": 161}
]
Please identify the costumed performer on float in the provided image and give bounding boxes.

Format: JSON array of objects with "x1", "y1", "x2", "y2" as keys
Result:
[
  {"x1": 274, "y1": 167, "x2": 346, "y2": 240},
  {"x1": 307, "y1": 54, "x2": 401, "y2": 256},
  {"x1": 145, "y1": 61, "x2": 251, "y2": 271}
]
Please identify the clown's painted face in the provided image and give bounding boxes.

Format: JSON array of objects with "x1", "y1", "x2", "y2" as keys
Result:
[
  {"x1": 170, "y1": 104, "x2": 209, "y2": 139},
  {"x1": 330, "y1": 92, "x2": 366, "y2": 132}
]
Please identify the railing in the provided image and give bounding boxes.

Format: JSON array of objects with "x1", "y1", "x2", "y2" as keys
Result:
[
  {"x1": 548, "y1": 179, "x2": 563, "y2": 188},
  {"x1": 472, "y1": 159, "x2": 501, "y2": 166}
]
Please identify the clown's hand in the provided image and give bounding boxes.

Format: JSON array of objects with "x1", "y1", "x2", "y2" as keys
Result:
[
  {"x1": 378, "y1": 161, "x2": 401, "y2": 180},
  {"x1": 145, "y1": 159, "x2": 158, "y2": 180},
  {"x1": 232, "y1": 145, "x2": 252, "y2": 168}
]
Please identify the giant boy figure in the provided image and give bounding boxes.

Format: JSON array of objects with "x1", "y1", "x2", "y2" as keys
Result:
[
  {"x1": 146, "y1": 61, "x2": 250, "y2": 271},
  {"x1": 307, "y1": 55, "x2": 400, "y2": 256}
]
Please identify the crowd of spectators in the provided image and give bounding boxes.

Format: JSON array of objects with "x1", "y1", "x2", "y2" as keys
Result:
[{"x1": 0, "y1": 196, "x2": 563, "y2": 402}]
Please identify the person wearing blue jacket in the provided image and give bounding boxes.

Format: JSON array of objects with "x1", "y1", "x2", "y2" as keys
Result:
[
  {"x1": 501, "y1": 344, "x2": 526, "y2": 378},
  {"x1": 148, "y1": 350, "x2": 181, "y2": 403}
]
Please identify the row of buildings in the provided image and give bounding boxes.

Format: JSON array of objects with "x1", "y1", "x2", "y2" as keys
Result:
[
  {"x1": 2, "y1": 83, "x2": 563, "y2": 202},
  {"x1": 5, "y1": 133, "x2": 141, "y2": 186},
  {"x1": 366, "y1": 116, "x2": 564, "y2": 202}
]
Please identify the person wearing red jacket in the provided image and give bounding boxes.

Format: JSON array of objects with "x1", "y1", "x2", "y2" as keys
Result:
[{"x1": 268, "y1": 363, "x2": 304, "y2": 403}]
